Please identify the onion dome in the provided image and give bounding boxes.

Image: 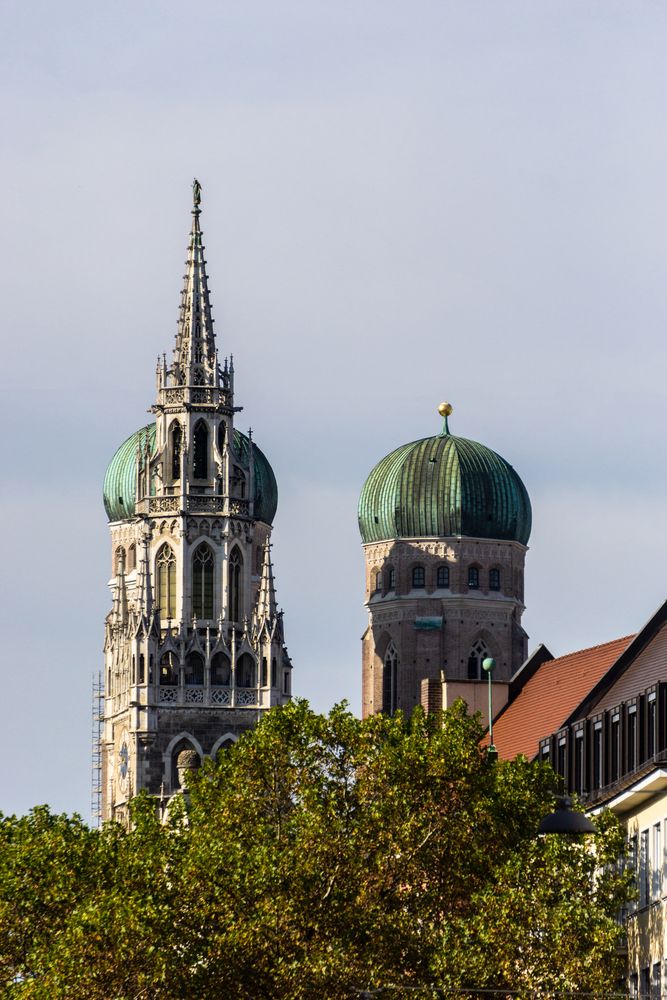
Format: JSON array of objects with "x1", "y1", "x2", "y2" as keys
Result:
[
  {"x1": 358, "y1": 403, "x2": 531, "y2": 545},
  {"x1": 103, "y1": 423, "x2": 278, "y2": 525}
]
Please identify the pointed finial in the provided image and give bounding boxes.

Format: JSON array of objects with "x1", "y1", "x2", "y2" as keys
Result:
[
  {"x1": 192, "y1": 178, "x2": 202, "y2": 208},
  {"x1": 437, "y1": 401, "x2": 453, "y2": 436}
]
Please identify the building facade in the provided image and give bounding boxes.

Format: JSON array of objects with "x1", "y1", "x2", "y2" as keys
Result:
[
  {"x1": 357, "y1": 404, "x2": 531, "y2": 720},
  {"x1": 100, "y1": 183, "x2": 292, "y2": 822}
]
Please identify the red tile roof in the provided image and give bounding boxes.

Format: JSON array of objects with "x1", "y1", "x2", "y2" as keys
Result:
[{"x1": 491, "y1": 635, "x2": 635, "y2": 760}]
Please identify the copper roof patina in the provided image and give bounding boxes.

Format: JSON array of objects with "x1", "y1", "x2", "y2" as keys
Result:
[
  {"x1": 358, "y1": 416, "x2": 531, "y2": 545},
  {"x1": 103, "y1": 423, "x2": 278, "y2": 525}
]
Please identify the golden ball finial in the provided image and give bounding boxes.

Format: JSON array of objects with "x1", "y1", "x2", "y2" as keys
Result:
[{"x1": 438, "y1": 401, "x2": 453, "y2": 417}]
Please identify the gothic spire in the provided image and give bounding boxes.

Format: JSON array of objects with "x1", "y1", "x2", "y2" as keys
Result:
[
  {"x1": 256, "y1": 538, "x2": 278, "y2": 623},
  {"x1": 171, "y1": 180, "x2": 219, "y2": 388}
]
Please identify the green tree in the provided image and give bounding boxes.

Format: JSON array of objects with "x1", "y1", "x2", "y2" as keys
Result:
[{"x1": 0, "y1": 701, "x2": 631, "y2": 998}]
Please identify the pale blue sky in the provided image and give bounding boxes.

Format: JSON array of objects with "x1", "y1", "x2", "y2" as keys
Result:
[{"x1": 2, "y1": 0, "x2": 667, "y2": 818}]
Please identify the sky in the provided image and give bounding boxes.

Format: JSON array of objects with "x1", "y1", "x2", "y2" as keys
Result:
[{"x1": 2, "y1": 0, "x2": 667, "y2": 819}]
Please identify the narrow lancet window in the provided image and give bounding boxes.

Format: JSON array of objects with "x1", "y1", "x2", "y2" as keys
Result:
[
  {"x1": 192, "y1": 544, "x2": 214, "y2": 619},
  {"x1": 193, "y1": 420, "x2": 208, "y2": 479},
  {"x1": 383, "y1": 643, "x2": 398, "y2": 714},
  {"x1": 171, "y1": 423, "x2": 182, "y2": 480},
  {"x1": 156, "y1": 544, "x2": 177, "y2": 620},
  {"x1": 229, "y1": 548, "x2": 243, "y2": 622}
]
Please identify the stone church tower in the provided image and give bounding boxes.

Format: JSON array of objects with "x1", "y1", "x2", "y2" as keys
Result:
[
  {"x1": 358, "y1": 403, "x2": 531, "y2": 722},
  {"x1": 101, "y1": 183, "x2": 292, "y2": 822}
]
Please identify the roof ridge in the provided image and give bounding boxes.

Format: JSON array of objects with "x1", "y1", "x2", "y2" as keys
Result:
[{"x1": 549, "y1": 633, "x2": 635, "y2": 664}]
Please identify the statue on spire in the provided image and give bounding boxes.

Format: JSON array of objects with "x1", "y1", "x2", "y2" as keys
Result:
[{"x1": 192, "y1": 178, "x2": 202, "y2": 207}]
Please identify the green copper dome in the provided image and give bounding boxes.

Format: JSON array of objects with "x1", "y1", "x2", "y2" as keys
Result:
[
  {"x1": 103, "y1": 424, "x2": 278, "y2": 525},
  {"x1": 358, "y1": 423, "x2": 531, "y2": 545}
]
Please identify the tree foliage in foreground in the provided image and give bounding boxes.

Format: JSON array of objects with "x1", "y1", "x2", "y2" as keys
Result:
[{"x1": 0, "y1": 701, "x2": 630, "y2": 998}]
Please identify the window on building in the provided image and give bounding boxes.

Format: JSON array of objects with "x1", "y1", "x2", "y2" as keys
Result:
[
  {"x1": 383, "y1": 643, "x2": 398, "y2": 714},
  {"x1": 192, "y1": 544, "x2": 214, "y2": 620},
  {"x1": 388, "y1": 567, "x2": 396, "y2": 590},
  {"x1": 557, "y1": 737, "x2": 567, "y2": 790},
  {"x1": 171, "y1": 739, "x2": 199, "y2": 791},
  {"x1": 640, "y1": 829, "x2": 649, "y2": 908},
  {"x1": 436, "y1": 565, "x2": 449, "y2": 588},
  {"x1": 126, "y1": 543, "x2": 136, "y2": 572},
  {"x1": 271, "y1": 656, "x2": 277, "y2": 688},
  {"x1": 652, "y1": 823, "x2": 662, "y2": 903},
  {"x1": 159, "y1": 651, "x2": 179, "y2": 686},
  {"x1": 374, "y1": 571, "x2": 383, "y2": 592},
  {"x1": 653, "y1": 963, "x2": 661, "y2": 1000},
  {"x1": 648, "y1": 693, "x2": 657, "y2": 761},
  {"x1": 467, "y1": 638, "x2": 490, "y2": 680},
  {"x1": 217, "y1": 421, "x2": 226, "y2": 454},
  {"x1": 261, "y1": 657, "x2": 268, "y2": 687},
  {"x1": 641, "y1": 968, "x2": 650, "y2": 1000},
  {"x1": 627, "y1": 834, "x2": 638, "y2": 915},
  {"x1": 211, "y1": 651, "x2": 230, "y2": 686},
  {"x1": 171, "y1": 422, "x2": 182, "y2": 480},
  {"x1": 138, "y1": 653, "x2": 145, "y2": 683},
  {"x1": 193, "y1": 420, "x2": 208, "y2": 479},
  {"x1": 229, "y1": 548, "x2": 243, "y2": 622},
  {"x1": 592, "y1": 722, "x2": 602, "y2": 790},
  {"x1": 156, "y1": 545, "x2": 176, "y2": 619},
  {"x1": 468, "y1": 566, "x2": 480, "y2": 589},
  {"x1": 574, "y1": 731, "x2": 584, "y2": 795},
  {"x1": 283, "y1": 671, "x2": 290, "y2": 695},
  {"x1": 489, "y1": 568, "x2": 501, "y2": 591},
  {"x1": 412, "y1": 565, "x2": 425, "y2": 589},
  {"x1": 185, "y1": 652, "x2": 204, "y2": 686},
  {"x1": 627, "y1": 705, "x2": 637, "y2": 772},
  {"x1": 237, "y1": 653, "x2": 255, "y2": 688},
  {"x1": 610, "y1": 714, "x2": 620, "y2": 783},
  {"x1": 115, "y1": 546, "x2": 125, "y2": 575}
]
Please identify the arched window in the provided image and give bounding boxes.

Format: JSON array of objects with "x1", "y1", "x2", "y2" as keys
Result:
[
  {"x1": 271, "y1": 656, "x2": 277, "y2": 687},
  {"x1": 436, "y1": 565, "x2": 449, "y2": 588},
  {"x1": 229, "y1": 548, "x2": 243, "y2": 622},
  {"x1": 193, "y1": 420, "x2": 208, "y2": 480},
  {"x1": 211, "y1": 651, "x2": 231, "y2": 686},
  {"x1": 467, "y1": 638, "x2": 490, "y2": 680},
  {"x1": 237, "y1": 653, "x2": 255, "y2": 688},
  {"x1": 127, "y1": 543, "x2": 136, "y2": 572},
  {"x1": 192, "y1": 544, "x2": 214, "y2": 619},
  {"x1": 412, "y1": 565, "x2": 425, "y2": 589},
  {"x1": 160, "y1": 650, "x2": 179, "y2": 686},
  {"x1": 374, "y1": 571, "x2": 383, "y2": 592},
  {"x1": 388, "y1": 567, "x2": 396, "y2": 590},
  {"x1": 157, "y1": 545, "x2": 177, "y2": 619},
  {"x1": 138, "y1": 653, "x2": 145, "y2": 683},
  {"x1": 489, "y1": 568, "x2": 501, "y2": 591},
  {"x1": 383, "y1": 643, "x2": 398, "y2": 715},
  {"x1": 261, "y1": 657, "x2": 268, "y2": 686},
  {"x1": 468, "y1": 566, "x2": 480, "y2": 590},
  {"x1": 171, "y1": 423, "x2": 182, "y2": 480},
  {"x1": 115, "y1": 546, "x2": 125, "y2": 575},
  {"x1": 185, "y1": 652, "x2": 204, "y2": 686},
  {"x1": 171, "y1": 738, "x2": 199, "y2": 790},
  {"x1": 217, "y1": 421, "x2": 226, "y2": 454}
]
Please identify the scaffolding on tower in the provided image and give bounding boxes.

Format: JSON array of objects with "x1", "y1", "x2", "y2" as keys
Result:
[{"x1": 91, "y1": 671, "x2": 104, "y2": 826}]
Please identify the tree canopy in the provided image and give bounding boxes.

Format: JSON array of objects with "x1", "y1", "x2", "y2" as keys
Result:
[{"x1": 0, "y1": 701, "x2": 630, "y2": 998}]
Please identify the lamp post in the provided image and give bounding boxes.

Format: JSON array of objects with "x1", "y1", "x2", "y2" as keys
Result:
[
  {"x1": 537, "y1": 795, "x2": 597, "y2": 835},
  {"x1": 481, "y1": 657, "x2": 497, "y2": 762}
]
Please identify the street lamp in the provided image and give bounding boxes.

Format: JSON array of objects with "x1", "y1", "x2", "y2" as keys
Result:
[
  {"x1": 481, "y1": 657, "x2": 497, "y2": 762},
  {"x1": 537, "y1": 795, "x2": 597, "y2": 835}
]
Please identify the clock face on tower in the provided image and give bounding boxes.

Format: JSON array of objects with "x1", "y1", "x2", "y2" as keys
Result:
[{"x1": 118, "y1": 736, "x2": 129, "y2": 794}]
